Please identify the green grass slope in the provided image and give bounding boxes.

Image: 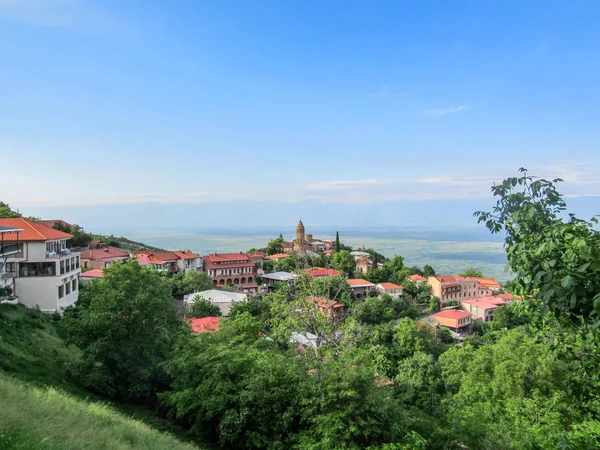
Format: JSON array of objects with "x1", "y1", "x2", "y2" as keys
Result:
[
  {"x1": 0, "y1": 374, "x2": 197, "y2": 450},
  {"x1": 0, "y1": 304, "x2": 202, "y2": 450}
]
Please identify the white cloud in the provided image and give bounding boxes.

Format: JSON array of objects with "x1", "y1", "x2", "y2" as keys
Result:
[
  {"x1": 419, "y1": 105, "x2": 468, "y2": 117},
  {"x1": 307, "y1": 179, "x2": 382, "y2": 190},
  {"x1": 0, "y1": 0, "x2": 135, "y2": 36}
]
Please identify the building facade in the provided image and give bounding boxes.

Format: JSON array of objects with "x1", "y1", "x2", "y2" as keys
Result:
[
  {"x1": 428, "y1": 275, "x2": 495, "y2": 305},
  {"x1": 347, "y1": 278, "x2": 376, "y2": 299},
  {"x1": 0, "y1": 218, "x2": 81, "y2": 312},
  {"x1": 433, "y1": 309, "x2": 471, "y2": 330},
  {"x1": 202, "y1": 252, "x2": 257, "y2": 286},
  {"x1": 80, "y1": 241, "x2": 128, "y2": 270},
  {"x1": 376, "y1": 282, "x2": 403, "y2": 298}
]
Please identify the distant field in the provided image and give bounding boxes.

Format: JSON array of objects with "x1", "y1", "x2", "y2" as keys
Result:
[{"x1": 109, "y1": 227, "x2": 511, "y2": 281}]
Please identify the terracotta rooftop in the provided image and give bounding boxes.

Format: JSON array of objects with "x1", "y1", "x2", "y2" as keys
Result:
[
  {"x1": 204, "y1": 252, "x2": 251, "y2": 263},
  {"x1": 0, "y1": 218, "x2": 72, "y2": 242},
  {"x1": 347, "y1": 278, "x2": 375, "y2": 287},
  {"x1": 81, "y1": 246, "x2": 129, "y2": 260},
  {"x1": 81, "y1": 269, "x2": 105, "y2": 278},
  {"x1": 188, "y1": 317, "x2": 220, "y2": 334},
  {"x1": 173, "y1": 250, "x2": 200, "y2": 260},
  {"x1": 434, "y1": 309, "x2": 471, "y2": 320},
  {"x1": 378, "y1": 282, "x2": 402, "y2": 290},
  {"x1": 409, "y1": 275, "x2": 428, "y2": 282},
  {"x1": 307, "y1": 296, "x2": 345, "y2": 309},
  {"x1": 461, "y1": 296, "x2": 507, "y2": 309},
  {"x1": 266, "y1": 253, "x2": 289, "y2": 261},
  {"x1": 306, "y1": 268, "x2": 341, "y2": 277}
]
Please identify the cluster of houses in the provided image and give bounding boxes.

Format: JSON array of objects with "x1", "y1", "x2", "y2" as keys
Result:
[{"x1": 0, "y1": 218, "x2": 514, "y2": 339}]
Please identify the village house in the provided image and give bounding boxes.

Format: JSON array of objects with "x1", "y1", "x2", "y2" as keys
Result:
[
  {"x1": 266, "y1": 253, "x2": 289, "y2": 262},
  {"x1": 433, "y1": 309, "x2": 471, "y2": 331},
  {"x1": 460, "y1": 296, "x2": 507, "y2": 322},
  {"x1": 307, "y1": 296, "x2": 346, "y2": 324},
  {"x1": 135, "y1": 250, "x2": 202, "y2": 273},
  {"x1": 184, "y1": 289, "x2": 247, "y2": 315},
  {"x1": 0, "y1": 218, "x2": 81, "y2": 312},
  {"x1": 428, "y1": 275, "x2": 497, "y2": 305},
  {"x1": 409, "y1": 274, "x2": 428, "y2": 284},
  {"x1": 261, "y1": 271, "x2": 299, "y2": 290},
  {"x1": 376, "y1": 282, "x2": 403, "y2": 298},
  {"x1": 80, "y1": 240, "x2": 128, "y2": 270},
  {"x1": 80, "y1": 269, "x2": 104, "y2": 285},
  {"x1": 356, "y1": 257, "x2": 373, "y2": 274},
  {"x1": 202, "y1": 252, "x2": 257, "y2": 286},
  {"x1": 347, "y1": 278, "x2": 376, "y2": 299}
]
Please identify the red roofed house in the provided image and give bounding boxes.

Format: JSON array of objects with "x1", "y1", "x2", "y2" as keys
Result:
[
  {"x1": 409, "y1": 274, "x2": 428, "y2": 284},
  {"x1": 188, "y1": 316, "x2": 220, "y2": 334},
  {"x1": 0, "y1": 218, "x2": 82, "y2": 312},
  {"x1": 356, "y1": 257, "x2": 373, "y2": 274},
  {"x1": 305, "y1": 267, "x2": 342, "y2": 278},
  {"x1": 80, "y1": 241, "x2": 129, "y2": 270},
  {"x1": 428, "y1": 275, "x2": 498, "y2": 306},
  {"x1": 376, "y1": 282, "x2": 403, "y2": 298},
  {"x1": 203, "y1": 252, "x2": 257, "y2": 287},
  {"x1": 134, "y1": 250, "x2": 202, "y2": 273},
  {"x1": 80, "y1": 269, "x2": 105, "y2": 285},
  {"x1": 496, "y1": 292, "x2": 522, "y2": 302},
  {"x1": 433, "y1": 309, "x2": 471, "y2": 330},
  {"x1": 266, "y1": 253, "x2": 290, "y2": 262},
  {"x1": 347, "y1": 278, "x2": 376, "y2": 299},
  {"x1": 460, "y1": 296, "x2": 507, "y2": 321},
  {"x1": 307, "y1": 296, "x2": 346, "y2": 324}
]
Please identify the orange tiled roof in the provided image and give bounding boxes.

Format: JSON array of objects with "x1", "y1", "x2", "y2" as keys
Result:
[
  {"x1": 409, "y1": 275, "x2": 428, "y2": 282},
  {"x1": 266, "y1": 253, "x2": 289, "y2": 261},
  {"x1": 81, "y1": 246, "x2": 128, "y2": 260},
  {"x1": 81, "y1": 269, "x2": 105, "y2": 278},
  {"x1": 347, "y1": 278, "x2": 375, "y2": 287},
  {"x1": 434, "y1": 309, "x2": 470, "y2": 320},
  {"x1": 204, "y1": 252, "x2": 251, "y2": 263},
  {"x1": 307, "y1": 296, "x2": 345, "y2": 309},
  {"x1": 306, "y1": 268, "x2": 341, "y2": 277},
  {"x1": 0, "y1": 218, "x2": 72, "y2": 242},
  {"x1": 188, "y1": 317, "x2": 220, "y2": 334},
  {"x1": 379, "y1": 282, "x2": 402, "y2": 290},
  {"x1": 173, "y1": 250, "x2": 200, "y2": 260}
]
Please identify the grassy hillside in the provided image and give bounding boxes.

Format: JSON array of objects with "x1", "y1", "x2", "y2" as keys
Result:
[
  {"x1": 90, "y1": 233, "x2": 167, "y2": 253},
  {"x1": 0, "y1": 304, "x2": 202, "y2": 449},
  {"x1": 0, "y1": 374, "x2": 198, "y2": 450}
]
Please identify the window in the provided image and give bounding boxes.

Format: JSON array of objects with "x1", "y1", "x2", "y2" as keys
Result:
[
  {"x1": 65, "y1": 282, "x2": 71, "y2": 295},
  {"x1": 60, "y1": 260, "x2": 65, "y2": 275},
  {"x1": 76, "y1": 256, "x2": 80, "y2": 269},
  {"x1": 84, "y1": 261, "x2": 89, "y2": 269},
  {"x1": 72, "y1": 279, "x2": 77, "y2": 291},
  {"x1": 58, "y1": 285, "x2": 64, "y2": 298}
]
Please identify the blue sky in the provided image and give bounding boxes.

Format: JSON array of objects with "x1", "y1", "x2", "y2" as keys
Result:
[{"x1": 1, "y1": 0, "x2": 599, "y2": 209}]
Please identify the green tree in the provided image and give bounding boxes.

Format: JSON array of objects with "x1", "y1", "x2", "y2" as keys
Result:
[
  {"x1": 475, "y1": 168, "x2": 600, "y2": 325},
  {"x1": 0, "y1": 201, "x2": 21, "y2": 218},
  {"x1": 331, "y1": 250, "x2": 356, "y2": 277},
  {"x1": 60, "y1": 260, "x2": 183, "y2": 401},
  {"x1": 458, "y1": 267, "x2": 484, "y2": 278},
  {"x1": 171, "y1": 270, "x2": 213, "y2": 299},
  {"x1": 335, "y1": 231, "x2": 341, "y2": 253},
  {"x1": 423, "y1": 265, "x2": 436, "y2": 278},
  {"x1": 428, "y1": 296, "x2": 440, "y2": 313},
  {"x1": 385, "y1": 255, "x2": 405, "y2": 273},
  {"x1": 188, "y1": 296, "x2": 222, "y2": 318},
  {"x1": 265, "y1": 237, "x2": 284, "y2": 255}
]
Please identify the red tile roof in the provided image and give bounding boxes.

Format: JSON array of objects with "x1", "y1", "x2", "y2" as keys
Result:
[
  {"x1": 266, "y1": 253, "x2": 289, "y2": 261},
  {"x1": 409, "y1": 275, "x2": 428, "y2": 282},
  {"x1": 188, "y1": 317, "x2": 220, "y2": 334},
  {"x1": 461, "y1": 296, "x2": 507, "y2": 309},
  {"x1": 38, "y1": 219, "x2": 72, "y2": 229},
  {"x1": 81, "y1": 246, "x2": 129, "y2": 261},
  {"x1": 173, "y1": 250, "x2": 200, "y2": 260},
  {"x1": 434, "y1": 309, "x2": 470, "y2": 320},
  {"x1": 81, "y1": 269, "x2": 105, "y2": 278},
  {"x1": 323, "y1": 249, "x2": 335, "y2": 255},
  {"x1": 378, "y1": 282, "x2": 402, "y2": 290},
  {"x1": 435, "y1": 275, "x2": 465, "y2": 283},
  {"x1": 307, "y1": 296, "x2": 345, "y2": 310},
  {"x1": 205, "y1": 252, "x2": 251, "y2": 263},
  {"x1": 468, "y1": 277, "x2": 501, "y2": 289},
  {"x1": 0, "y1": 218, "x2": 73, "y2": 242},
  {"x1": 306, "y1": 268, "x2": 341, "y2": 277},
  {"x1": 347, "y1": 278, "x2": 375, "y2": 287},
  {"x1": 497, "y1": 293, "x2": 522, "y2": 301}
]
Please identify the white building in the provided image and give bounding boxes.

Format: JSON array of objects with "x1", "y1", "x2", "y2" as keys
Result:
[
  {"x1": 184, "y1": 289, "x2": 247, "y2": 316},
  {"x1": 0, "y1": 218, "x2": 81, "y2": 313},
  {"x1": 376, "y1": 282, "x2": 404, "y2": 298}
]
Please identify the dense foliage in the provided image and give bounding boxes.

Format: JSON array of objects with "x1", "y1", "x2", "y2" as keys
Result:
[{"x1": 60, "y1": 261, "x2": 184, "y2": 401}]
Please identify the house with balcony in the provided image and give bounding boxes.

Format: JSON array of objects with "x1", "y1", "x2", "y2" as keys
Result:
[
  {"x1": 428, "y1": 275, "x2": 497, "y2": 306},
  {"x1": 80, "y1": 240, "x2": 129, "y2": 270},
  {"x1": 202, "y1": 252, "x2": 257, "y2": 287},
  {"x1": 1, "y1": 225, "x2": 23, "y2": 302},
  {"x1": 346, "y1": 278, "x2": 376, "y2": 299},
  {"x1": 0, "y1": 218, "x2": 81, "y2": 313}
]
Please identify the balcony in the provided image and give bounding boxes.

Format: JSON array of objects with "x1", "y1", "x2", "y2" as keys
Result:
[
  {"x1": 0, "y1": 243, "x2": 21, "y2": 257},
  {"x1": 1, "y1": 272, "x2": 15, "y2": 280},
  {"x1": 46, "y1": 247, "x2": 82, "y2": 259},
  {"x1": 19, "y1": 262, "x2": 57, "y2": 277}
]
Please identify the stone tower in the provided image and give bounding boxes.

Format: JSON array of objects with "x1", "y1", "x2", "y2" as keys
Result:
[{"x1": 294, "y1": 220, "x2": 306, "y2": 253}]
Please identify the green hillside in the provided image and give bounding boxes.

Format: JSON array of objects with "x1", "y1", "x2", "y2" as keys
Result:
[
  {"x1": 0, "y1": 304, "x2": 201, "y2": 450},
  {"x1": 0, "y1": 375, "x2": 198, "y2": 450}
]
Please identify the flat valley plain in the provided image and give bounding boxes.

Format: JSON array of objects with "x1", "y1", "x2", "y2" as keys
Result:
[{"x1": 101, "y1": 226, "x2": 510, "y2": 282}]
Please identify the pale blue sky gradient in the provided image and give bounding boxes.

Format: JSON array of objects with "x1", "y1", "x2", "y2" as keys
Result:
[{"x1": 1, "y1": 0, "x2": 599, "y2": 208}]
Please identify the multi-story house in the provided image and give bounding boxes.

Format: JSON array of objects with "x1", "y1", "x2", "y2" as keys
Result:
[
  {"x1": 1, "y1": 224, "x2": 23, "y2": 302},
  {"x1": 202, "y1": 252, "x2": 256, "y2": 286},
  {"x1": 80, "y1": 240, "x2": 128, "y2": 270},
  {"x1": 428, "y1": 275, "x2": 496, "y2": 305},
  {"x1": 134, "y1": 250, "x2": 202, "y2": 273},
  {"x1": 346, "y1": 278, "x2": 376, "y2": 299},
  {"x1": 0, "y1": 218, "x2": 81, "y2": 312}
]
